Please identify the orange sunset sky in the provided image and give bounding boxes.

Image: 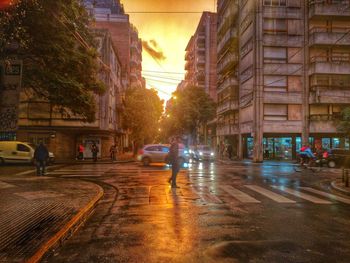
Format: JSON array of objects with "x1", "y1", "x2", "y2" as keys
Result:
[{"x1": 122, "y1": 0, "x2": 217, "y2": 102}]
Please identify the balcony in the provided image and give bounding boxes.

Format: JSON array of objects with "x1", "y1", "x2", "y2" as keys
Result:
[
  {"x1": 309, "y1": 27, "x2": 350, "y2": 47},
  {"x1": 217, "y1": 124, "x2": 239, "y2": 136},
  {"x1": 218, "y1": 54, "x2": 238, "y2": 74},
  {"x1": 263, "y1": 6, "x2": 302, "y2": 19},
  {"x1": 218, "y1": 76, "x2": 238, "y2": 92},
  {"x1": 309, "y1": 2, "x2": 350, "y2": 20},
  {"x1": 263, "y1": 34, "x2": 303, "y2": 47},
  {"x1": 309, "y1": 115, "x2": 339, "y2": 133},
  {"x1": 263, "y1": 92, "x2": 302, "y2": 104},
  {"x1": 310, "y1": 87, "x2": 350, "y2": 104},
  {"x1": 217, "y1": 28, "x2": 237, "y2": 56},
  {"x1": 185, "y1": 60, "x2": 193, "y2": 70},
  {"x1": 263, "y1": 63, "x2": 302, "y2": 75},
  {"x1": 196, "y1": 57, "x2": 205, "y2": 65},
  {"x1": 309, "y1": 56, "x2": 350, "y2": 75}
]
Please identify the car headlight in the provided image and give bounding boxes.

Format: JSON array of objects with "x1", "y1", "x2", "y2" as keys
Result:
[
  {"x1": 184, "y1": 150, "x2": 189, "y2": 154},
  {"x1": 199, "y1": 152, "x2": 203, "y2": 155},
  {"x1": 211, "y1": 152, "x2": 214, "y2": 156}
]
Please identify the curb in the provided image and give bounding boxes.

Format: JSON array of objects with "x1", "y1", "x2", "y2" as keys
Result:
[
  {"x1": 27, "y1": 184, "x2": 104, "y2": 263},
  {"x1": 331, "y1": 181, "x2": 350, "y2": 196}
]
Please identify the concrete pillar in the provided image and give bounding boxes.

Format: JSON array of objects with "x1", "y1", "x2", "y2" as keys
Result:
[
  {"x1": 253, "y1": 1, "x2": 264, "y2": 162},
  {"x1": 302, "y1": 1, "x2": 310, "y2": 146}
]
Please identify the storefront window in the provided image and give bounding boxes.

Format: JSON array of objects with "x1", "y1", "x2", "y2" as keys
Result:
[
  {"x1": 296, "y1": 137, "x2": 301, "y2": 153},
  {"x1": 320, "y1": 138, "x2": 330, "y2": 149},
  {"x1": 263, "y1": 137, "x2": 292, "y2": 160},
  {"x1": 332, "y1": 138, "x2": 340, "y2": 149},
  {"x1": 346, "y1": 138, "x2": 350, "y2": 150},
  {"x1": 247, "y1": 137, "x2": 254, "y2": 158}
]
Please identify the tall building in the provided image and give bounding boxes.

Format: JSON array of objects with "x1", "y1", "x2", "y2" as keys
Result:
[
  {"x1": 16, "y1": 29, "x2": 124, "y2": 160},
  {"x1": 184, "y1": 12, "x2": 217, "y2": 145},
  {"x1": 184, "y1": 12, "x2": 217, "y2": 101},
  {"x1": 86, "y1": 0, "x2": 143, "y2": 89},
  {"x1": 217, "y1": 0, "x2": 350, "y2": 162}
]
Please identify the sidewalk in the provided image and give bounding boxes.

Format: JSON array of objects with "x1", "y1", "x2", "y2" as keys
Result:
[
  {"x1": 0, "y1": 172, "x2": 103, "y2": 262},
  {"x1": 331, "y1": 179, "x2": 350, "y2": 196},
  {"x1": 56, "y1": 152, "x2": 135, "y2": 164}
]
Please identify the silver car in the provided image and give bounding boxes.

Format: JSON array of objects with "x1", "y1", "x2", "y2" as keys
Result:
[
  {"x1": 196, "y1": 145, "x2": 215, "y2": 161},
  {"x1": 137, "y1": 144, "x2": 189, "y2": 166}
]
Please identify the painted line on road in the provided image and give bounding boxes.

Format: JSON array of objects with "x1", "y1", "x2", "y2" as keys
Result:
[
  {"x1": 244, "y1": 185, "x2": 296, "y2": 203},
  {"x1": 220, "y1": 185, "x2": 260, "y2": 203},
  {"x1": 271, "y1": 186, "x2": 332, "y2": 204},
  {"x1": 300, "y1": 187, "x2": 350, "y2": 205},
  {"x1": 0, "y1": 181, "x2": 16, "y2": 189}
]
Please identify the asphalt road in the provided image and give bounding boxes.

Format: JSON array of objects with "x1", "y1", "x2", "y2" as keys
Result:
[{"x1": 42, "y1": 161, "x2": 350, "y2": 263}]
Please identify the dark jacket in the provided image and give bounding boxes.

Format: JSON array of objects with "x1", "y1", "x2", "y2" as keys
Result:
[
  {"x1": 34, "y1": 144, "x2": 49, "y2": 161},
  {"x1": 168, "y1": 142, "x2": 179, "y2": 165}
]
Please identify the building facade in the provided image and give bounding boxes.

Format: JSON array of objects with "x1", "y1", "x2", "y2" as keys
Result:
[
  {"x1": 184, "y1": 12, "x2": 217, "y2": 101},
  {"x1": 217, "y1": 0, "x2": 350, "y2": 162},
  {"x1": 16, "y1": 29, "x2": 124, "y2": 160},
  {"x1": 184, "y1": 12, "x2": 217, "y2": 145}
]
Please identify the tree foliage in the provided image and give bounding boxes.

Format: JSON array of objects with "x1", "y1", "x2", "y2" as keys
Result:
[
  {"x1": 160, "y1": 86, "x2": 216, "y2": 142},
  {"x1": 337, "y1": 107, "x2": 350, "y2": 136},
  {"x1": 0, "y1": 0, "x2": 105, "y2": 122},
  {"x1": 123, "y1": 87, "x2": 163, "y2": 145}
]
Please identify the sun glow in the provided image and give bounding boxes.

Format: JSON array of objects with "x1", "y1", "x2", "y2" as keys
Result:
[{"x1": 122, "y1": 0, "x2": 216, "y2": 102}]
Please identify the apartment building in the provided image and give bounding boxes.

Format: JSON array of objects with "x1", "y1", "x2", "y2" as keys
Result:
[
  {"x1": 184, "y1": 12, "x2": 217, "y2": 101},
  {"x1": 16, "y1": 29, "x2": 124, "y2": 160},
  {"x1": 217, "y1": 0, "x2": 350, "y2": 162},
  {"x1": 85, "y1": 0, "x2": 143, "y2": 89},
  {"x1": 184, "y1": 12, "x2": 217, "y2": 145}
]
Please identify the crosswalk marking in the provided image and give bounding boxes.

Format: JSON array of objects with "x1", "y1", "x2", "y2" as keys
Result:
[
  {"x1": 220, "y1": 185, "x2": 260, "y2": 203},
  {"x1": 245, "y1": 185, "x2": 296, "y2": 203},
  {"x1": 300, "y1": 187, "x2": 350, "y2": 205},
  {"x1": 272, "y1": 186, "x2": 332, "y2": 204}
]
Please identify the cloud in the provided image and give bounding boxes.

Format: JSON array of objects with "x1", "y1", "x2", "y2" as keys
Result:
[{"x1": 142, "y1": 39, "x2": 166, "y2": 62}]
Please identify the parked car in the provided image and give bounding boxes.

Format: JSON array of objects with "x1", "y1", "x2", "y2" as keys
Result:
[
  {"x1": 27, "y1": 143, "x2": 55, "y2": 165},
  {"x1": 137, "y1": 144, "x2": 189, "y2": 166},
  {"x1": 0, "y1": 141, "x2": 35, "y2": 164},
  {"x1": 326, "y1": 149, "x2": 350, "y2": 168},
  {"x1": 196, "y1": 145, "x2": 215, "y2": 161}
]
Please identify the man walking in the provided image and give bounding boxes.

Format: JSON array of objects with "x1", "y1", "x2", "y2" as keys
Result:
[
  {"x1": 91, "y1": 142, "x2": 99, "y2": 162},
  {"x1": 168, "y1": 136, "x2": 181, "y2": 188},
  {"x1": 34, "y1": 141, "x2": 49, "y2": 176}
]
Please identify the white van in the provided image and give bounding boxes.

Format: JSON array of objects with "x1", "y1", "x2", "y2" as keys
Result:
[{"x1": 0, "y1": 141, "x2": 35, "y2": 164}]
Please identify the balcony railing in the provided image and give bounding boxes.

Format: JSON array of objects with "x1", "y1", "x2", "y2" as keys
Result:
[
  {"x1": 309, "y1": 26, "x2": 350, "y2": 46},
  {"x1": 309, "y1": 55, "x2": 350, "y2": 74},
  {"x1": 309, "y1": 2, "x2": 350, "y2": 19},
  {"x1": 217, "y1": 54, "x2": 238, "y2": 74}
]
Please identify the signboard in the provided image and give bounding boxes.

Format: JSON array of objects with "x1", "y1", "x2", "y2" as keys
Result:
[{"x1": 0, "y1": 60, "x2": 22, "y2": 132}]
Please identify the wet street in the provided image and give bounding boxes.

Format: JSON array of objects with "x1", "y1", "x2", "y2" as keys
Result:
[{"x1": 43, "y1": 162, "x2": 350, "y2": 263}]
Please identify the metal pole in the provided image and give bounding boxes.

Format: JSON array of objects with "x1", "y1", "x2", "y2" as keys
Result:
[{"x1": 346, "y1": 170, "x2": 349, "y2": 188}]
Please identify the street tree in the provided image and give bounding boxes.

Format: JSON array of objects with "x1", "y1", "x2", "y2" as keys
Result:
[
  {"x1": 337, "y1": 107, "x2": 350, "y2": 136},
  {"x1": 123, "y1": 87, "x2": 163, "y2": 153},
  {"x1": 0, "y1": 0, "x2": 105, "y2": 122},
  {"x1": 161, "y1": 86, "x2": 216, "y2": 143}
]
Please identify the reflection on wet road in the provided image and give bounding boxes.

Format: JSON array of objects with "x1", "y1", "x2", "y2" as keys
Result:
[{"x1": 45, "y1": 162, "x2": 350, "y2": 262}]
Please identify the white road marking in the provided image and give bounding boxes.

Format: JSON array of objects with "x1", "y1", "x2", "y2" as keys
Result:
[
  {"x1": 245, "y1": 185, "x2": 296, "y2": 203},
  {"x1": 300, "y1": 187, "x2": 350, "y2": 205},
  {"x1": 220, "y1": 185, "x2": 260, "y2": 203},
  {"x1": 271, "y1": 186, "x2": 332, "y2": 204}
]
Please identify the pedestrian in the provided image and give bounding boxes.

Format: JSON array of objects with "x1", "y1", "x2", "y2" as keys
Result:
[
  {"x1": 167, "y1": 136, "x2": 181, "y2": 188},
  {"x1": 110, "y1": 143, "x2": 117, "y2": 161},
  {"x1": 91, "y1": 142, "x2": 99, "y2": 162},
  {"x1": 227, "y1": 144, "x2": 233, "y2": 160},
  {"x1": 77, "y1": 143, "x2": 84, "y2": 160},
  {"x1": 34, "y1": 141, "x2": 49, "y2": 176},
  {"x1": 220, "y1": 142, "x2": 225, "y2": 159}
]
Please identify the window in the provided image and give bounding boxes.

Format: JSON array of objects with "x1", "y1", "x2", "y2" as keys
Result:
[
  {"x1": 263, "y1": 18, "x2": 287, "y2": 34},
  {"x1": 264, "y1": 75, "x2": 287, "y2": 92},
  {"x1": 145, "y1": 146, "x2": 159, "y2": 152},
  {"x1": 264, "y1": 47, "x2": 287, "y2": 63},
  {"x1": 17, "y1": 144, "x2": 30, "y2": 152},
  {"x1": 264, "y1": 104, "x2": 288, "y2": 120},
  {"x1": 263, "y1": 0, "x2": 287, "y2": 6}
]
